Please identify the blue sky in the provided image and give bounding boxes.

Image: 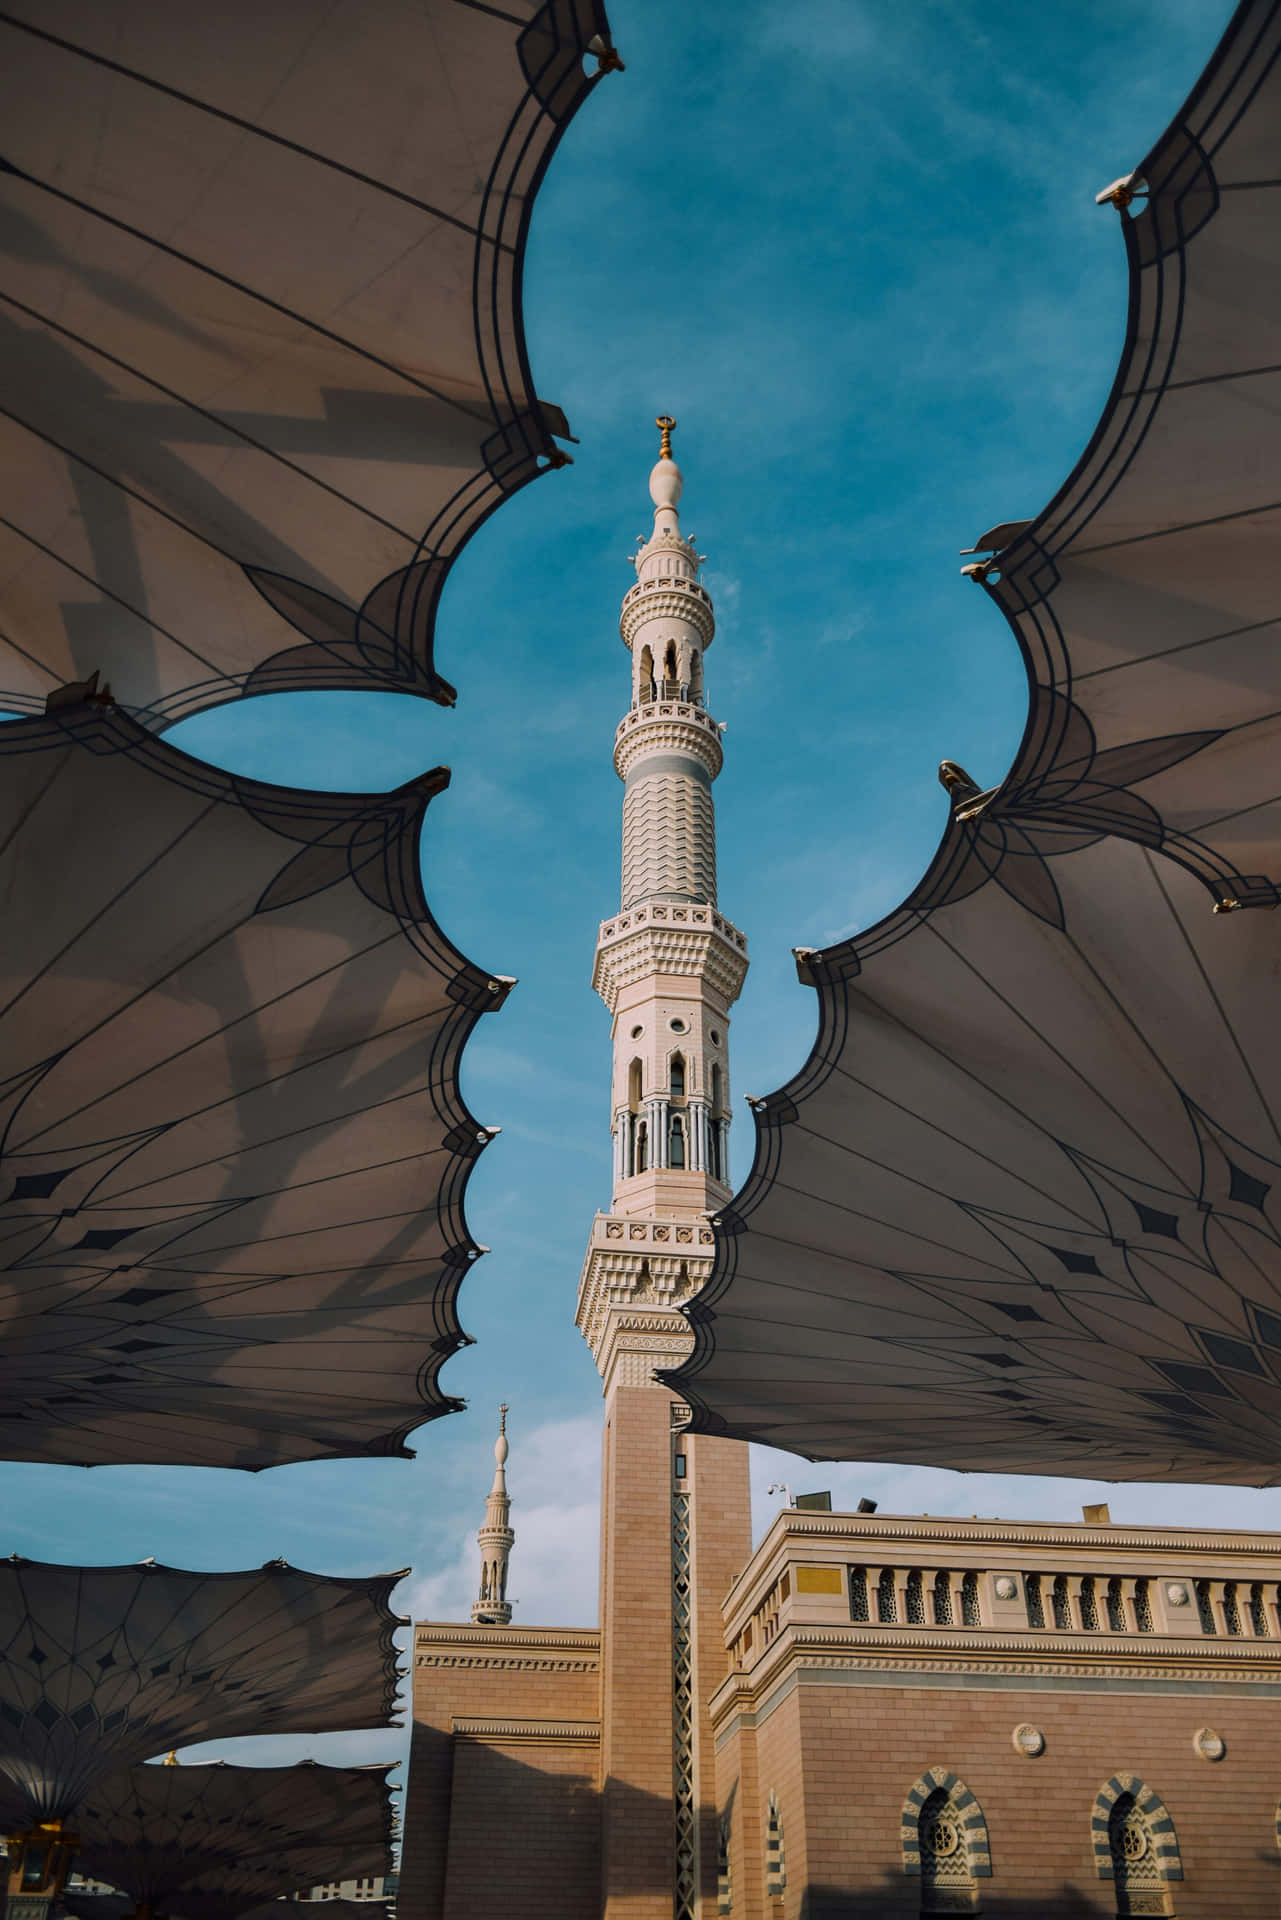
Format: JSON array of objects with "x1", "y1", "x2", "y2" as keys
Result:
[{"x1": 4, "y1": 0, "x2": 1267, "y2": 1775}]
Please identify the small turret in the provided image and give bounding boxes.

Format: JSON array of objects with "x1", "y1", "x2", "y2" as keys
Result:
[{"x1": 472, "y1": 1404, "x2": 515, "y2": 1626}]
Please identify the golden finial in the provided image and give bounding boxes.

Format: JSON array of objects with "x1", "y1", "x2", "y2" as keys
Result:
[
  {"x1": 162, "y1": 1751, "x2": 180, "y2": 1767},
  {"x1": 656, "y1": 415, "x2": 676, "y2": 461},
  {"x1": 498, "y1": 1403, "x2": 508, "y2": 1434}
]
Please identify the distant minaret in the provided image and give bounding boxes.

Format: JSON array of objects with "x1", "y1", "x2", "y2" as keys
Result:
[
  {"x1": 577, "y1": 421, "x2": 752, "y2": 1920},
  {"x1": 471, "y1": 1405, "x2": 514, "y2": 1626}
]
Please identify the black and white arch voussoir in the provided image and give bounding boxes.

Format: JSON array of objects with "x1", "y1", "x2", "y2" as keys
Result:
[
  {"x1": 0, "y1": 1559, "x2": 406, "y2": 1827},
  {"x1": 665, "y1": 0, "x2": 1281, "y2": 1483},
  {"x1": 0, "y1": 706, "x2": 512, "y2": 1469},
  {"x1": 0, "y1": 0, "x2": 618, "y2": 726},
  {"x1": 70, "y1": 1762, "x2": 397, "y2": 1920}
]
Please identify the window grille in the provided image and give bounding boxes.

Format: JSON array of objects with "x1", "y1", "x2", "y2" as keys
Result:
[
  {"x1": 1106, "y1": 1576, "x2": 1126, "y2": 1632},
  {"x1": 1196, "y1": 1579, "x2": 1216, "y2": 1634},
  {"x1": 1134, "y1": 1578, "x2": 1153, "y2": 1633},
  {"x1": 932, "y1": 1571, "x2": 953, "y2": 1625},
  {"x1": 1025, "y1": 1573, "x2": 1045, "y2": 1628},
  {"x1": 960, "y1": 1571, "x2": 980, "y2": 1627},
  {"x1": 765, "y1": 1794, "x2": 786, "y2": 1899},
  {"x1": 1079, "y1": 1576, "x2": 1098, "y2": 1631},
  {"x1": 1052, "y1": 1574, "x2": 1071, "y2": 1629},
  {"x1": 906, "y1": 1569, "x2": 925, "y2": 1624},
  {"x1": 850, "y1": 1566, "x2": 869, "y2": 1622},
  {"x1": 1250, "y1": 1582, "x2": 1269, "y2": 1636},
  {"x1": 1108, "y1": 1793, "x2": 1169, "y2": 1914},
  {"x1": 1223, "y1": 1581, "x2": 1242, "y2": 1635},
  {"x1": 918, "y1": 1786, "x2": 974, "y2": 1913},
  {"x1": 877, "y1": 1568, "x2": 897, "y2": 1623}
]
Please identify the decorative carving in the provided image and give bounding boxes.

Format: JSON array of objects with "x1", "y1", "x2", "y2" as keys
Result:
[
  {"x1": 1166, "y1": 1583, "x2": 1189, "y2": 1606},
  {"x1": 993, "y1": 1576, "x2": 1017, "y2": 1600},
  {"x1": 1012, "y1": 1724, "x2": 1045, "y2": 1757},
  {"x1": 1194, "y1": 1726, "x2": 1225, "y2": 1761}
]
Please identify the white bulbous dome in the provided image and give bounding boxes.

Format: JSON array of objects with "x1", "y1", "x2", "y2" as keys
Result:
[{"x1": 649, "y1": 457, "x2": 683, "y2": 511}]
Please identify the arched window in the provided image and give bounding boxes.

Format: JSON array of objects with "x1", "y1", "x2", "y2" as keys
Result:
[
  {"x1": 628, "y1": 1058, "x2": 643, "y2": 1111},
  {"x1": 636, "y1": 1121, "x2": 648, "y2": 1173},
  {"x1": 901, "y1": 1770, "x2": 991, "y2": 1912},
  {"x1": 850, "y1": 1567, "x2": 869, "y2": 1622},
  {"x1": 1052, "y1": 1573, "x2": 1071, "y2": 1629},
  {"x1": 906, "y1": 1569, "x2": 925, "y2": 1624},
  {"x1": 638, "y1": 644, "x2": 654, "y2": 703},
  {"x1": 1079, "y1": 1575, "x2": 1098, "y2": 1630},
  {"x1": 1223, "y1": 1581, "x2": 1242, "y2": 1635},
  {"x1": 690, "y1": 648, "x2": 702, "y2": 695},
  {"x1": 960, "y1": 1571, "x2": 980, "y2": 1627},
  {"x1": 1106, "y1": 1577, "x2": 1125, "y2": 1632},
  {"x1": 932, "y1": 1572, "x2": 953, "y2": 1626},
  {"x1": 1025, "y1": 1573, "x2": 1045, "y2": 1628},
  {"x1": 1091, "y1": 1776, "x2": 1181, "y2": 1913},
  {"x1": 712, "y1": 1062, "x2": 723, "y2": 1113},
  {"x1": 670, "y1": 1114, "x2": 686, "y2": 1168},
  {"x1": 664, "y1": 639, "x2": 678, "y2": 685},
  {"x1": 670, "y1": 1052, "x2": 686, "y2": 1098},
  {"x1": 876, "y1": 1569, "x2": 897, "y2": 1623},
  {"x1": 709, "y1": 1121, "x2": 723, "y2": 1183}
]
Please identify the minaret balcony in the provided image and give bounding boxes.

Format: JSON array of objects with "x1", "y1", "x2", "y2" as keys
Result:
[
  {"x1": 592, "y1": 901, "x2": 748, "y2": 1012},
  {"x1": 620, "y1": 578, "x2": 715, "y2": 649},
  {"x1": 614, "y1": 701, "x2": 723, "y2": 781}
]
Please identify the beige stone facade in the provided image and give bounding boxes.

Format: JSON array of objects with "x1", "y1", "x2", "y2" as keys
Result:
[{"x1": 714, "y1": 1509, "x2": 1281, "y2": 1919}]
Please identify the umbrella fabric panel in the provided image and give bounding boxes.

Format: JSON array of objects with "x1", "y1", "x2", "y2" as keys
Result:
[
  {"x1": 980, "y1": 0, "x2": 1281, "y2": 907},
  {"x1": 0, "y1": 1562, "x2": 405, "y2": 1825},
  {"x1": 0, "y1": 707, "x2": 509, "y2": 1468},
  {"x1": 0, "y1": 0, "x2": 614, "y2": 725},
  {"x1": 674, "y1": 836, "x2": 1281, "y2": 1481},
  {"x1": 71, "y1": 1764, "x2": 395, "y2": 1920}
]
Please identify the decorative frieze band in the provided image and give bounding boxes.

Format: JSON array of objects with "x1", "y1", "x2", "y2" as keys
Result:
[{"x1": 451, "y1": 1717, "x2": 601, "y2": 1743}]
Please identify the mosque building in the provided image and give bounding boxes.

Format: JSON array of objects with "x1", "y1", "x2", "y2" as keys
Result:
[{"x1": 396, "y1": 428, "x2": 1281, "y2": 1920}]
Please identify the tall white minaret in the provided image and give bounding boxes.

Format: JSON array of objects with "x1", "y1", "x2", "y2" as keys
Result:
[
  {"x1": 471, "y1": 1405, "x2": 514, "y2": 1626},
  {"x1": 576, "y1": 422, "x2": 753, "y2": 1920}
]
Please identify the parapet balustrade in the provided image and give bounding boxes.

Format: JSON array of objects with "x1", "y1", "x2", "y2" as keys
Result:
[{"x1": 597, "y1": 900, "x2": 747, "y2": 949}]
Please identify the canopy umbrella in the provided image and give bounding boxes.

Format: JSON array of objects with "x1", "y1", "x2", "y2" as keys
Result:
[
  {"x1": 65, "y1": 1763, "x2": 395, "y2": 1920},
  {"x1": 666, "y1": 0, "x2": 1281, "y2": 1481},
  {"x1": 0, "y1": 704, "x2": 510, "y2": 1468},
  {"x1": 0, "y1": 0, "x2": 618, "y2": 726},
  {"x1": 0, "y1": 1560, "x2": 405, "y2": 1828}
]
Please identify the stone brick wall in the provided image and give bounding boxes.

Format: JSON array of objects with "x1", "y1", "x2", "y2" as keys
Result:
[
  {"x1": 441, "y1": 1737, "x2": 600, "y2": 1920},
  {"x1": 397, "y1": 1624, "x2": 600, "y2": 1920},
  {"x1": 719, "y1": 1679, "x2": 1281, "y2": 1918}
]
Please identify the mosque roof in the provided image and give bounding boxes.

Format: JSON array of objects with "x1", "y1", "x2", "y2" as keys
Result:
[
  {"x1": 0, "y1": 0, "x2": 616, "y2": 727},
  {"x1": 65, "y1": 1763, "x2": 396, "y2": 1920},
  {"x1": 666, "y1": 0, "x2": 1281, "y2": 1482},
  {"x1": 0, "y1": 1559, "x2": 406, "y2": 1826},
  {"x1": 0, "y1": 705, "x2": 509, "y2": 1468}
]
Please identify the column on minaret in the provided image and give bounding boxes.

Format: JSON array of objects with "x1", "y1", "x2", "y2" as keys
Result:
[
  {"x1": 471, "y1": 1405, "x2": 515, "y2": 1627},
  {"x1": 577, "y1": 420, "x2": 753, "y2": 1920}
]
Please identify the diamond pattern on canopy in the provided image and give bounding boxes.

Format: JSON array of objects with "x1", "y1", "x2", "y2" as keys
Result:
[
  {"x1": 665, "y1": 0, "x2": 1281, "y2": 1482},
  {"x1": 0, "y1": 0, "x2": 617, "y2": 726},
  {"x1": 0, "y1": 1561, "x2": 405, "y2": 1825},
  {"x1": 0, "y1": 706, "x2": 511, "y2": 1468},
  {"x1": 61, "y1": 1764, "x2": 396, "y2": 1920}
]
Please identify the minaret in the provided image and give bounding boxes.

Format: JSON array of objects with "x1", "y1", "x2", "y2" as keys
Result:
[
  {"x1": 577, "y1": 423, "x2": 752, "y2": 1920},
  {"x1": 471, "y1": 1405, "x2": 514, "y2": 1627}
]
